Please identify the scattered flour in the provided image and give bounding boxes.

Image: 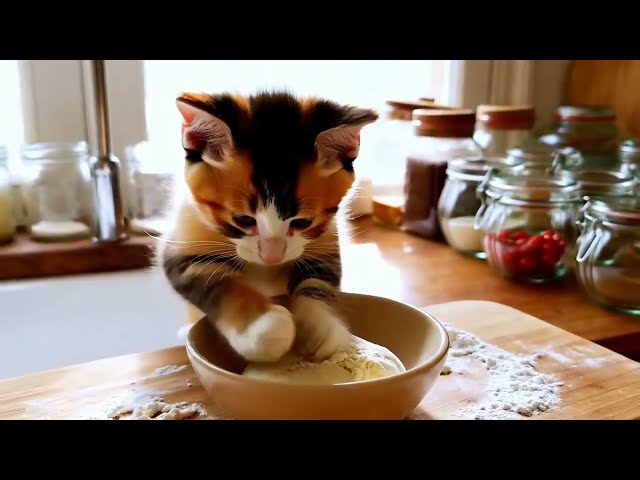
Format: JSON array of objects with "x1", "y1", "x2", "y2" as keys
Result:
[
  {"x1": 129, "y1": 397, "x2": 207, "y2": 420},
  {"x1": 151, "y1": 365, "x2": 188, "y2": 377},
  {"x1": 441, "y1": 323, "x2": 562, "y2": 420},
  {"x1": 107, "y1": 396, "x2": 208, "y2": 420}
]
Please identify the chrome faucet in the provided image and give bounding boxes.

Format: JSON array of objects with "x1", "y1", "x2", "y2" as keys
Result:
[{"x1": 88, "y1": 60, "x2": 127, "y2": 242}]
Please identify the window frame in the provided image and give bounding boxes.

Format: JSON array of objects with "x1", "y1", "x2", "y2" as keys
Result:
[{"x1": 19, "y1": 60, "x2": 559, "y2": 214}]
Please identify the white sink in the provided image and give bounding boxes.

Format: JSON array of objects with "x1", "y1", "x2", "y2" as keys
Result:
[{"x1": 0, "y1": 268, "x2": 187, "y2": 380}]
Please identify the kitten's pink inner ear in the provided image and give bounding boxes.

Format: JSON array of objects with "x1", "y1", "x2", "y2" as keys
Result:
[{"x1": 176, "y1": 101, "x2": 196, "y2": 126}]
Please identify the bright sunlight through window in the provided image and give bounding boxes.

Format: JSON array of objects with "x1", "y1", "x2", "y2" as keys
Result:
[
  {"x1": 0, "y1": 60, "x2": 25, "y2": 172},
  {"x1": 143, "y1": 60, "x2": 449, "y2": 171}
]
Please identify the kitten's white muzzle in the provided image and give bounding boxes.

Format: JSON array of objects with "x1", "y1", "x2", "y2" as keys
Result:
[{"x1": 258, "y1": 237, "x2": 286, "y2": 265}]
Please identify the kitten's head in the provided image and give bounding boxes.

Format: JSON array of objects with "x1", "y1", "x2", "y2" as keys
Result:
[{"x1": 176, "y1": 90, "x2": 378, "y2": 266}]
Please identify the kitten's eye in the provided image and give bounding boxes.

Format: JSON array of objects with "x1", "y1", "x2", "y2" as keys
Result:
[
  {"x1": 290, "y1": 218, "x2": 314, "y2": 230},
  {"x1": 232, "y1": 215, "x2": 257, "y2": 228}
]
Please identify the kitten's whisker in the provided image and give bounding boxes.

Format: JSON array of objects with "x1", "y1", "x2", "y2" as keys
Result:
[
  {"x1": 300, "y1": 254, "x2": 336, "y2": 274},
  {"x1": 303, "y1": 249, "x2": 337, "y2": 258},
  {"x1": 220, "y1": 256, "x2": 243, "y2": 283},
  {"x1": 204, "y1": 255, "x2": 241, "y2": 291},
  {"x1": 158, "y1": 238, "x2": 236, "y2": 246},
  {"x1": 222, "y1": 185, "x2": 252, "y2": 200},
  {"x1": 294, "y1": 258, "x2": 314, "y2": 279}
]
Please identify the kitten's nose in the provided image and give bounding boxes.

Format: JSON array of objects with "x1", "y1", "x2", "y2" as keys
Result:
[{"x1": 258, "y1": 237, "x2": 286, "y2": 265}]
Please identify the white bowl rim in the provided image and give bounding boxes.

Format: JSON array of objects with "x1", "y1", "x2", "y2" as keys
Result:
[{"x1": 186, "y1": 292, "x2": 450, "y2": 390}]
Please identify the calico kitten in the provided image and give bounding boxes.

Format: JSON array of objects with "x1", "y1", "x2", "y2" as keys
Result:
[{"x1": 162, "y1": 90, "x2": 378, "y2": 363}]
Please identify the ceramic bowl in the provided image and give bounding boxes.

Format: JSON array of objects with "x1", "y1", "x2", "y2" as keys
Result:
[{"x1": 186, "y1": 292, "x2": 449, "y2": 420}]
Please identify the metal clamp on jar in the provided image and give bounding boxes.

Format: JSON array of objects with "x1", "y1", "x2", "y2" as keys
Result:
[
  {"x1": 618, "y1": 138, "x2": 640, "y2": 181},
  {"x1": 476, "y1": 172, "x2": 581, "y2": 283},
  {"x1": 575, "y1": 197, "x2": 640, "y2": 315},
  {"x1": 507, "y1": 144, "x2": 584, "y2": 176}
]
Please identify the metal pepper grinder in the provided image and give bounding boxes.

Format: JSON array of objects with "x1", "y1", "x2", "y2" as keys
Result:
[{"x1": 88, "y1": 60, "x2": 127, "y2": 242}]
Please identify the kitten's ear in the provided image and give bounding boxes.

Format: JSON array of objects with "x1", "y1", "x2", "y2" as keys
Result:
[
  {"x1": 315, "y1": 107, "x2": 379, "y2": 176},
  {"x1": 176, "y1": 94, "x2": 233, "y2": 166}
]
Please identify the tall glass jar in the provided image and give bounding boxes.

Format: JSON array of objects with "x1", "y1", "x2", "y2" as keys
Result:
[
  {"x1": 368, "y1": 99, "x2": 445, "y2": 227},
  {"x1": 477, "y1": 172, "x2": 581, "y2": 283},
  {"x1": 536, "y1": 105, "x2": 619, "y2": 170},
  {"x1": 575, "y1": 197, "x2": 640, "y2": 315},
  {"x1": 618, "y1": 138, "x2": 640, "y2": 179},
  {"x1": 0, "y1": 146, "x2": 16, "y2": 244},
  {"x1": 473, "y1": 105, "x2": 537, "y2": 157},
  {"x1": 21, "y1": 141, "x2": 93, "y2": 242},
  {"x1": 402, "y1": 109, "x2": 482, "y2": 241},
  {"x1": 438, "y1": 155, "x2": 524, "y2": 259}
]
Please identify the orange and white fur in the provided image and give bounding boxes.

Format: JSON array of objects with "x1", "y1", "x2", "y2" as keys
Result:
[{"x1": 162, "y1": 90, "x2": 378, "y2": 363}]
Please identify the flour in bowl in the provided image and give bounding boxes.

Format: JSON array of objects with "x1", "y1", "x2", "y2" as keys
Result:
[
  {"x1": 242, "y1": 335, "x2": 406, "y2": 385},
  {"x1": 441, "y1": 323, "x2": 562, "y2": 420}
]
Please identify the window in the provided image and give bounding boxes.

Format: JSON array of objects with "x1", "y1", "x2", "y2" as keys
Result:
[
  {"x1": 5, "y1": 60, "x2": 556, "y2": 217},
  {"x1": 0, "y1": 60, "x2": 25, "y2": 172},
  {"x1": 143, "y1": 60, "x2": 451, "y2": 172}
]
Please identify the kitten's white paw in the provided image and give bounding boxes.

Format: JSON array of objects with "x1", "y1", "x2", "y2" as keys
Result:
[
  {"x1": 228, "y1": 305, "x2": 295, "y2": 363},
  {"x1": 292, "y1": 298, "x2": 351, "y2": 361}
]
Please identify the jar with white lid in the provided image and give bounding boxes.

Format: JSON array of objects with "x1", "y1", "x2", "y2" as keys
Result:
[
  {"x1": 21, "y1": 141, "x2": 93, "y2": 241},
  {"x1": 437, "y1": 155, "x2": 524, "y2": 259},
  {"x1": 0, "y1": 146, "x2": 16, "y2": 244},
  {"x1": 575, "y1": 197, "x2": 640, "y2": 315}
]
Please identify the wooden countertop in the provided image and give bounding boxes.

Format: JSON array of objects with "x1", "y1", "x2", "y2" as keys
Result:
[
  {"x1": 339, "y1": 216, "x2": 640, "y2": 359},
  {"x1": 2, "y1": 300, "x2": 639, "y2": 420}
]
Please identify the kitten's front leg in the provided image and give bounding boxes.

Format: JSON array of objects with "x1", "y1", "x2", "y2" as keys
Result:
[
  {"x1": 163, "y1": 253, "x2": 295, "y2": 362},
  {"x1": 289, "y1": 255, "x2": 351, "y2": 361}
]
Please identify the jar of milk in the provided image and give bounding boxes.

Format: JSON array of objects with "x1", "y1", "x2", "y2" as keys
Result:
[{"x1": 437, "y1": 155, "x2": 524, "y2": 259}]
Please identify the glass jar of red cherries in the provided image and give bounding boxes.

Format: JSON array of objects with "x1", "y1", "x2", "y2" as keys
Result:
[{"x1": 476, "y1": 171, "x2": 581, "y2": 283}]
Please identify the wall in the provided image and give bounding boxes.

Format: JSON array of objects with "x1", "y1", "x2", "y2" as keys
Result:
[{"x1": 532, "y1": 60, "x2": 571, "y2": 131}]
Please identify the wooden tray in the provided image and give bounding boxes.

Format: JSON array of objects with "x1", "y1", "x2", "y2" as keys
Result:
[{"x1": 0, "y1": 231, "x2": 155, "y2": 281}]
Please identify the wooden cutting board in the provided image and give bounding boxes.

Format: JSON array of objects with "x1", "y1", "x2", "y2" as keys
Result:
[{"x1": 1, "y1": 300, "x2": 639, "y2": 420}]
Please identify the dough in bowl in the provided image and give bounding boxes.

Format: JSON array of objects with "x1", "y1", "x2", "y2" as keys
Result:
[{"x1": 242, "y1": 335, "x2": 406, "y2": 385}]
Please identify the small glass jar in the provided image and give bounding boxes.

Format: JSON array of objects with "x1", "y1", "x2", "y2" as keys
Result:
[
  {"x1": 0, "y1": 146, "x2": 16, "y2": 244},
  {"x1": 537, "y1": 105, "x2": 619, "y2": 170},
  {"x1": 618, "y1": 138, "x2": 640, "y2": 180},
  {"x1": 561, "y1": 169, "x2": 637, "y2": 205},
  {"x1": 127, "y1": 141, "x2": 177, "y2": 236},
  {"x1": 403, "y1": 108, "x2": 482, "y2": 241},
  {"x1": 477, "y1": 172, "x2": 581, "y2": 283},
  {"x1": 369, "y1": 99, "x2": 444, "y2": 228},
  {"x1": 473, "y1": 105, "x2": 537, "y2": 157},
  {"x1": 575, "y1": 197, "x2": 640, "y2": 315},
  {"x1": 21, "y1": 141, "x2": 93, "y2": 242},
  {"x1": 507, "y1": 144, "x2": 584, "y2": 175},
  {"x1": 437, "y1": 155, "x2": 523, "y2": 259}
]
